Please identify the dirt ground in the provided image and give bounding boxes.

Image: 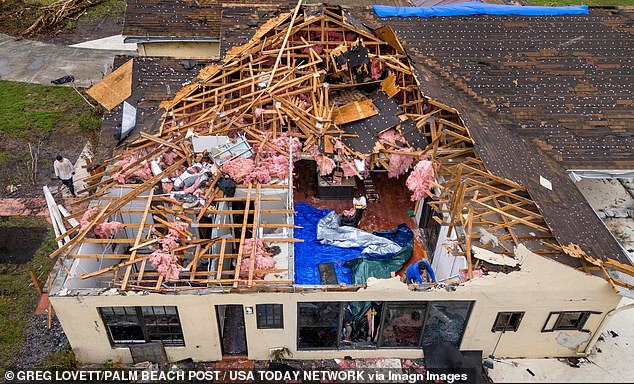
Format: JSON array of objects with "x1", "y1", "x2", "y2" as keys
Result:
[
  {"x1": 0, "y1": 0, "x2": 125, "y2": 45},
  {"x1": 0, "y1": 219, "x2": 49, "y2": 263}
]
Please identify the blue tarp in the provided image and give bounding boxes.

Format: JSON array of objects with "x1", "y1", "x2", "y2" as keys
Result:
[
  {"x1": 372, "y1": 2, "x2": 588, "y2": 18},
  {"x1": 294, "y1": 202, "x2": 413, "y2": 285}
]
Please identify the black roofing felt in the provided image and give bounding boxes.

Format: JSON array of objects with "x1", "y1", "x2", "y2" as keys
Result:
[
  {"x1": 400, "y1": 119, "x2": 427, "y2": 150},
  {"x1": 341, "y1": 91, "x2": 403, "y2": 153}
]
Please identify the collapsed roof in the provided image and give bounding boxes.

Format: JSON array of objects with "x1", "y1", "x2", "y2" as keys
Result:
[{"x1": 51, "y1": 4, "x2": 634, "y2": 294}]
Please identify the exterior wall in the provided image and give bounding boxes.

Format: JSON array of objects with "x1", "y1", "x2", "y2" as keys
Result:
[
  {"x1": 50, "y1": 245, "x2": 620, "y2": 364},
  {"x1": 137, "y1": 42, "x2": 220, "y2": 59}
]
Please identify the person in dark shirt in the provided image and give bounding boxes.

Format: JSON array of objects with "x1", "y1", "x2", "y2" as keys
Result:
[{"x1": 218, "y1": 174, "x2": 237, "y2": 197}]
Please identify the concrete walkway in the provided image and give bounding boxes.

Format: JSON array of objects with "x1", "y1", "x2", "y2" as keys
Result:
[{"x1": 0, "y1": 34, "x2": 131, "y2": 87}]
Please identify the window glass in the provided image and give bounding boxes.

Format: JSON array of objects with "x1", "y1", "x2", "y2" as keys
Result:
[
  {"x1": 99, "y1": 306, "x2": 184, "y2": 346},
  {"x1": 143, "y1": 306, "x2": 185, "y2": 346},
  {"x1": 298, "y1": 302, "x2": 340, "y2": 349},
  {"x1": 491, "y1": 311, "x2": 524, "y2": 332},
  {"x1": 257, "y1": 304, "x2": 284, "y2": 329},
  {"x1": 99, "y1": 307, "x2": 144, "y2": 343},
  {"x1": 380, "y1": 303, "x2": 425, "y2": 348},
  {"x1": 423, "y1": 302, "x2": 472, "y2": 346}
]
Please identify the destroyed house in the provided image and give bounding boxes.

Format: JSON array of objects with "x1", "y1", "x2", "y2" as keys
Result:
[{"x1": 46, "y1": 5, "x2": 634, "y2": 364}]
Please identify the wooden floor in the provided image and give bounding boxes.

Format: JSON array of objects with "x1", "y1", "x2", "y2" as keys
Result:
[{"x1": 293, "y1": 160, "x2": 426, "y2": 277}]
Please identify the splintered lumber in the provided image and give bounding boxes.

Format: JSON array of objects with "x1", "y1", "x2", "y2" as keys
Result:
[
  {"x1": 120, "y1": 189, "x2": 154, "y2": 290},
  {"x1": 48, "y1": 3, "x2": 630, "y2": 294}
]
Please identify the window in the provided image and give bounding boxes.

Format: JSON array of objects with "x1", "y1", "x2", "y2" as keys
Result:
[
  {"x1": 379, "y1": 302, "x2": 426, "y2": 348},
  {"x1": 492, "y1": 312, "x2": 524, "y2": 332},
  {"x1": 99, "y1": 306, "x2": 184, "y2": 347},
  {"x1": 297, "y1": 302, "x2": 341, "y2": 349},
  {"x1": 423, "y1": 301, "x2": 473, "y2": 346},
  {"x1": 542, "y1": 311, "x2": 600, "y2": 332},
  {"x1": 256, "y1": 304, "x2": 284, "y2": 329}
]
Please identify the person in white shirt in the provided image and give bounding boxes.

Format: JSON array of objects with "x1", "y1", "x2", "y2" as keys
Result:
[
  {"x1": 353, "y1": 192, "x2": 367, "y2": 222},
  {"x1": 54, "y1": 155, "x2": 76, "y2": 197}
]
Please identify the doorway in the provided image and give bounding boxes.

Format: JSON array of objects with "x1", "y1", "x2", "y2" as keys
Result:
[{"x1": 216, "y1": 305, "x2": 248, "y2": 357}]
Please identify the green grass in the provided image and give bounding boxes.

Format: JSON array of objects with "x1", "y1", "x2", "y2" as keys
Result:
[
  {"x1": 530, "y1": 0, "x2": 634, "y2": 5},
  {"x1": 0, "y1": 80, "x2": 103, "y2": 140},
  {"x1": 62, "y1": 0, "x2": 126, "y2": 31},
  {"x1": 0, "y1": 221, "x2": 56, "y2": 377}
]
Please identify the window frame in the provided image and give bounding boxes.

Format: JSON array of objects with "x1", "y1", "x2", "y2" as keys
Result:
[
  {"x1": 256, "y1": 304, "x2": 284, "y2": 329},
  {"x1": 542, "y1": 311, "x2": 601, "y2": 332},
  {"x1": 98, "y1": 306, "x2": 185, "y2": 347},
  {"x1": 377, "y1": 302, "x2": 427, "y2": 349},
  {"x1": 296, "y1": 302, "x2": 343, "y2": 351},
  {"x1": 492, "y1": 311, "x2": 524, "y2": 332}
]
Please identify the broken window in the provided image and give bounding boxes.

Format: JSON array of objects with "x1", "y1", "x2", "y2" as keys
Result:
[
  {"x1": 423, "y1": 301, "x2": 473, "y2": 346},
  {"x1": 542, "y1": 311, "x2": 600, "y2": 332},
  {"x1": 297, "y1": 302, "x2": 341, "y2": 349},
  {"x1": 378, "y1": 302, "x2": 426, "y2": 348},
  {"x1": 492, "y1": 311, "x2": 524, "y2": 332},
  {"x1": 99, "y1": 307, "x2": 145, "y2": 344},
  {"x1": 256, "y1": 304, "x2": 284, "y2": 329},
  {"x1": 141, "y1": 306, "x2": 185, "y2": 346},
  {"x1": 99, "y1": 306, "x2": 184, "y2": 346}
]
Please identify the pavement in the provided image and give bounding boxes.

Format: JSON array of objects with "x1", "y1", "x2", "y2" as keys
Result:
[
  {"x1": 488, "y1": 298, "x2": 634, "y2": 383},
  {"x1": 0, "y1": 33, "x2": 132, "y2": 87}
]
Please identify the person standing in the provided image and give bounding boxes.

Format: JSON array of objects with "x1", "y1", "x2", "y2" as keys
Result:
[
  {"x1": 352, "y1": 192, "x2": 367, "y2": 221},
  {"x1": 54, "y1": 155, "x2": 76, "y2": 197}
]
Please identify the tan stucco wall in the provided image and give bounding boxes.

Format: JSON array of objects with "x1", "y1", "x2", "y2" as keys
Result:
[
  {"x1": 137, "y1": 42, "x2": 220, "y2": 59},
  {"x1": 50, "y1": 245, "x2": 620, "y2": 364}
]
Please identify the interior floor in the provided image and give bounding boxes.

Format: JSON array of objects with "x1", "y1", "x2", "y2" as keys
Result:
[{"x1": 292, "y1": 160, "x2": 426, "y2": 278}]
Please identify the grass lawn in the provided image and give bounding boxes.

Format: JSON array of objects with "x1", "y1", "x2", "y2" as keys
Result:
[
  {"x1": 0, "y1": 81, "x2": 102, "y2": 140},
  {"x1": 530, "y1": 0, "x2": 634, "y2": 5},
  {"x1": 0, "y1": 216, "x2": 56, "y2": 377}
]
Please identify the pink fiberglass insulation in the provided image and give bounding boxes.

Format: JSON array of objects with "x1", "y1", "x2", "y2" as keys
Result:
[
  {"x1": 406, "y1": 159, "x2": 435, "y2": 201},
  {"x1": 80, "y1": 206, "x2": 101, "y2": 231},
  {"x1": 318, "y1": 156, "x2": 336, "y2": 176},
  {"x1": 112, "y1": 173, "x2": 127, "y2": 184},
  {"x1": 261, "y1": 155, "x2": 290, "y2": 179},
  {"x1": 244, "y1": 166, "x2": 272, "y2": 184},
  {"x1": 378, "y1": 128, "x2": 403, "y2": 145},
  {"x1": 343, "y1": 208, "x2": 356, "y2": 217},
  {"x1": 167, "y1": 221, "x2": 190, "y2": 239},
  {"x1": 333, "y1": 139, "x2": 345, "y2": 153},
  {"x1": 112, "y1": 154, "x2": 153, "y2": 183},
  {"x1": 149, "y1": 250, "x2": 180, "y2": 280},
  {"x1": 303, "y1": 143, "x2": 335, "y2": 175},
  {"x1": 94, "y1": 221, "x2": 122, "y2": 239},
  {"x1": 341, "y1": 161, "x2": 356, "y2": 178},
  {"x1": 131, "y1": 160, "x2": 153, "y2": 181},
  {"x1": 370, "y1": 59, "x2": 383, "y2": 80},
  {"x1": 239, "y1": 239, "x2": 275, "y2": 280},
  {"x1": 158, "y1": 236, "x2": 179, "y2": 252},
  {"x1": 269, "y1": 134, "x2": 302, "y2": 154},
  {"x1": 388, "y1": 149, "x2": 415, "y2": 178},
  {"x1": 221, "y1": 156, "x2": 255, "y2": 182},
  {"x1": 162, "y1": 151, "x2": 179, "y2": 166}
]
